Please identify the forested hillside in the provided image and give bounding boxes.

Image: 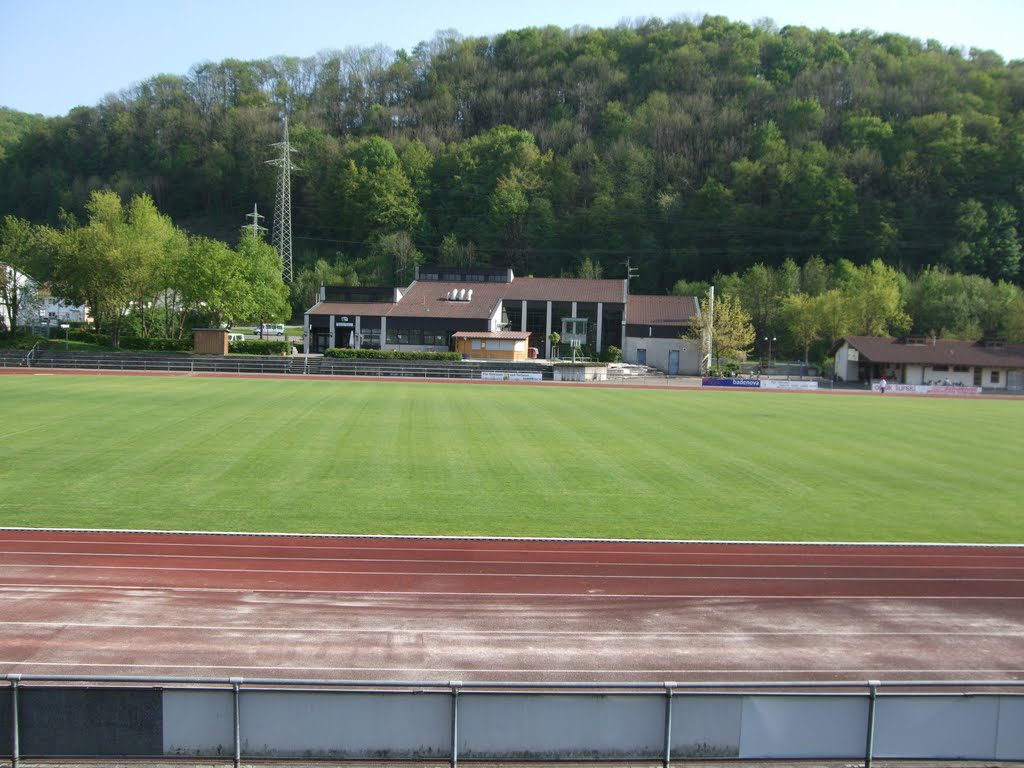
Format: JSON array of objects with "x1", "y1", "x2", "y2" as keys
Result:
[{"x1": 2, "y1": 15, "x2": 1023, "y2": 301}]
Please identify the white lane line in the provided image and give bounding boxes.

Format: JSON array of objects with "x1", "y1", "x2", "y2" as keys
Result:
[
  {"x1": 0, "y1": 583, "x2": 1022, "y2": 599},
  {"x1": 2, "y1": 562, "x2": 1023, "y2": 582},
  {"x1": 3, "y1": 549, "x2": 1022, "y2": 571},
  {"x1": 2, "y1": 621, "x2": 1020, "y2": 637},
  {"x1": 0, "y1": 660, "x2": 1020, "y2": 677}
]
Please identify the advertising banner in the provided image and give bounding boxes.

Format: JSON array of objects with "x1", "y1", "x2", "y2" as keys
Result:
[
  {"x1": 872, "y1": 383, "x2": 982, "y2": 395},
  {"x1": 759, "y1": 380, "x2": 819, "y2": 390},
  {"x1": 702, "y1": 378, "x2": 761, "y2": 388},
  {"x1": 482, "y1": 371, "x2": 544, "y2": 381}
]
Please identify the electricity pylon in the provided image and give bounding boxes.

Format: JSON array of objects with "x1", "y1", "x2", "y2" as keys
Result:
[
  {"x1": 266, "y1": 117, "x2": 300, "y2": 283},
  {"x1": 245, "y1": 203, "x2": 267, "y2": 240}
]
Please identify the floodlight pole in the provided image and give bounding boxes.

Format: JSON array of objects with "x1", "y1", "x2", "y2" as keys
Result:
[{"x1": 763, "y1": 335, "x2": 776, "y2": 368}]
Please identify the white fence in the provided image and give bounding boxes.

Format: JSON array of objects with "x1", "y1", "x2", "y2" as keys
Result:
[{"x1": 3, "y1": 676, "x2": 1023, "y2": 767}]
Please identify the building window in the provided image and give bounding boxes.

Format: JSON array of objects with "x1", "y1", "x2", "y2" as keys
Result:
[
  {"x1": 386, "y1": 328, "x2": 423, "y2": 346},
  {"x1": 423, "y1": 331, "x2": 449, "y2": 348},
  {"x1": 991, "y1": 370, "x2": 1000, "y2": 384},
  {"x1": 360, "y1": 329, "x2": 380, "y2": 349}
]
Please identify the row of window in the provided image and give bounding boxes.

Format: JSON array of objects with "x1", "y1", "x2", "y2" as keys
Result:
[
  {"x1": 470, "y1": 339, "x2": 524, "y2": 351},
  {"x1": 385, "y1": 329, "x2": 450, "y2": 347}
]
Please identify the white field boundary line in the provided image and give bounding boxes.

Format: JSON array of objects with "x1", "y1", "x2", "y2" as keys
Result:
[
  {"x1": 3, "y1": 549, "x2": 1023, "y2": 570},
  {"x1": 0, "y1": 582, "x2": 1022, "y2": 600},
  {"x1": 2, "y1": 620, "x2": 1021, "y2": 638},
  {"x1": 3, "y1": 562, "x2": 1023, "y2": 583},
  {"x1": 2, "y1": 526, "x2": 1022, "y2": 549}
]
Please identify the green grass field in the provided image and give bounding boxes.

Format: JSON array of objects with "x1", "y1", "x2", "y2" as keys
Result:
[{"x1": 1, "y1": 374, "x2": 1020, "y2": 543}]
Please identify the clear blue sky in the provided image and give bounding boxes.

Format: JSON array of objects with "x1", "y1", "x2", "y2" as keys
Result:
[{"x1": 2, "y1": 0, "x2": 1022, "y2": 117}]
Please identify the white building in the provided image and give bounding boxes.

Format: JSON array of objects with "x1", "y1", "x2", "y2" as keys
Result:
[{"x1": 833, "y1": 335, "x2": 1024, "y2": 391}]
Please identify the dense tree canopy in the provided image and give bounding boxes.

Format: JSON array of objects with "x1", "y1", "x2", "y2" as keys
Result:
[{"x1": 1, "y1": 15, "x2": 1022, "y2": 345}]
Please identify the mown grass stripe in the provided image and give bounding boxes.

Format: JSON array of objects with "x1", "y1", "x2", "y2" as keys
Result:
[{"x1": 1, "y1": 376, "x2": 1020, "y2": 543}]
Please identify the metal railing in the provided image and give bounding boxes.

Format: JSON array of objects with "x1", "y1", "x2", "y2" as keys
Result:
[
  {"x1": 3, "y1": 675, "x2": 1023, "y2": 768},
  {"x1": 22, "y1": 342, "x2": 41, "y2": 367}
]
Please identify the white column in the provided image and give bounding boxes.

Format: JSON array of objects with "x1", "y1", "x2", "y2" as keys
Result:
[
  {"x1": 596, "y1": 303, "x2": 603, "y2": 354},
  {"x1": 329, "y1": 316, "x2": 335, "y2": 349},
  {"x1": 545, "y1": 302, "x2": 553, "y2": 358},
  {"x1": 303, "y1": 312, "x2": 310, "y2": 354}
]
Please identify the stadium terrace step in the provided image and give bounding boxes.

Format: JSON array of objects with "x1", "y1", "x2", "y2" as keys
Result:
[{"x1": 6, "y1": 348, "x2": 559, "y2": 380}]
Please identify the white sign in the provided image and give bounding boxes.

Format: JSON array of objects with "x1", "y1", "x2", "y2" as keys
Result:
[
  {"x1": 481, "y1": 371, "x2": 543, "y2": 381},
  {"x1": 760, "y1": 379, "x2": 819, "y2": 390},
  {"x1": 871, "y1": 383, "x2": 982, "y2": 395}
]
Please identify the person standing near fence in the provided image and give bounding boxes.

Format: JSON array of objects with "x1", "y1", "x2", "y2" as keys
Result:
[{"x1": 879, "y1": 377, "x2": 887, "y2": 394}]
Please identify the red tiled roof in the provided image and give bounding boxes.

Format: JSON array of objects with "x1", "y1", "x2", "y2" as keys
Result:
[
  {"x1": 626, "y1": 295, "x2": 698, "y2": 326},
  {"x1": 308, "y1": 276, "x2": 665, "y2": 323},
  {"x1": 503, "y1": 277, "x2": 625, "y2": 303},
  {"x1": 841, "y1": 336, "x2": 1024, "y2": 367},
  {"x1": 452, "y1": 331, "x2": 531, "y2": 340},
  {"x1": 387, "y1": 281, "x2": 505, "y2": 319},
  {"x1": 307, "y1": 301, "x2": 394, "y2": 317}
]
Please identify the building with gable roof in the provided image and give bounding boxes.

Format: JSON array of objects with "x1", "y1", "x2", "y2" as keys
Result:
[
  {"x1": 833, "y1": 335, "x2": 1024, "y2": 391},
  {"x1": 303, "y1": 266, "x2": 701, "y2": 374}
]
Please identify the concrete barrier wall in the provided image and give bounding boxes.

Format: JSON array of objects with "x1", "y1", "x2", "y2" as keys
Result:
[
  {"x1": 875, "y1": 695, "x2": 1024, "y2": 760},
  {"x1": 2, "y1": 687, "x2": 162, "y2": 757},
  {"x1": 738, "y1": 695, "x2": 868, "y2": 759},
  {"x1": 459, "y1": 693, "x2": 664, "y2": 760},
  {"x1": 3, "y1": 679, "x2": 1023, "y2": 763}
]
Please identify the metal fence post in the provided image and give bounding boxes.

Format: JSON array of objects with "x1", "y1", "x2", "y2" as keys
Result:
[
  {"x1": 663, "y1": 682, "x2": 676, "y2": 768},
  {"x1": 9, "y1": 674, "x2": 20, "y2": 768},
  {"x1": 231, "y1": 678, "x2": 242, "y2": 768},
  {"x1": 864, "y1": 680, "x2": 880, "y2": 768},
  {"x1": 449, "y1": 681, "x2": 461, "y2": 768}
]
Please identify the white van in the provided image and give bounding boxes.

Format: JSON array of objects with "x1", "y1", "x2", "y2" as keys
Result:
[
  {"x1": 227, "y1": 333, "x2": 245, "y2": 342},
  {"x1": 252, "y1": 323, "x2": 286, "y2": 336}
]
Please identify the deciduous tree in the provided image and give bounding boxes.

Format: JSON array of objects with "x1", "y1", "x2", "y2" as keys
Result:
[{"x1": 687, "y1": 292, "x2": 755, "y2": 367}]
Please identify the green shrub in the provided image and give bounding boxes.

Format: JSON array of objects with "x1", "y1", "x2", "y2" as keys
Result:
[
  {"x1": 119, "y1": 336, "x2": 194, "y2": 352},
  {"x1": 0, "y1": 332, "x2": 42, "y2": 349},
  {"x1": 67, "y1": 328, "x2": 107, "y2": 345},
  {"x1": 601, "y1": 345, "x2": 622, "y2": 363},
  {"x1": 325, "y1": 348, "x2": 462, "y2": 361},
  {"x1": 230, "y1": 340, "x2": 290, "y2": 356},
  {"x1": 707, "y1": 363, "x2": 742, "y2": 377}
]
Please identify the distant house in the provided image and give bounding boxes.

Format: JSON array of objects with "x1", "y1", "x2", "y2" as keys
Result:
[
  {"x1": 1, "y1": 265, "x2": 88, "y2": 331},
  {"x1": 833, "y1": 336, "x2": 1024, "y2": 391},
  {"x1": 304, "y1": 266, "x2": 700, "y2": 373}
]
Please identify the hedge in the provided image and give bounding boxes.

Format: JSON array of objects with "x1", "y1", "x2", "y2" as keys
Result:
[{"x1": 229, "y1": 340, "x2": 290, "y2": 356}]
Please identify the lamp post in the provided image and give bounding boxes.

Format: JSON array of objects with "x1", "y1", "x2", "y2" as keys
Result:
[
  {"x1": 61, "y1": 323, "x2": 70, "y2": 351},
  {"x1": 763, "y1": 335, "x2": 776, "y2": 369}
]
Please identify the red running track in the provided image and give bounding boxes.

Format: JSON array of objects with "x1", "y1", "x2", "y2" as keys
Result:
[{"x1": 1, "y1": 529, "x2": 1022, "y2": 683}]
